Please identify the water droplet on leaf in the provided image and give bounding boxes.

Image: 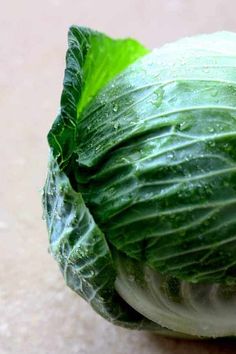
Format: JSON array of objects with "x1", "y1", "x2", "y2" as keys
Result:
[{"x1": 113, "y1": 103, "x2": 118, "y2": 112}]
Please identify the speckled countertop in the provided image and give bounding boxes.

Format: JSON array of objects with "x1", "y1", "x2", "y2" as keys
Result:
[{"x1": 2, "y1": 1, "x2": 236, "y2": 353}]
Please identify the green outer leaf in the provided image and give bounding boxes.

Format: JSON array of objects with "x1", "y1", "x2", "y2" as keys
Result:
[
  {"x1": 43, "y1": 154, "x2": 159, "y2": 328},
  {"x1": 48, "y1": 26, "x2": 149, "y2": 169},
  {"x1": 75, "y1": 32, "x2": 236, "y2": 284}
]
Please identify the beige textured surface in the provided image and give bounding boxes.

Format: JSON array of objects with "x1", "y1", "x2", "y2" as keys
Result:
[{"x1": 2, "y1": 0, "x2": 236, "y2": 353}]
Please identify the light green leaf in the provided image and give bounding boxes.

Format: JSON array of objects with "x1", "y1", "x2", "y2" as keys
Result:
[{"x1": 48, "y1": 26, "x2": 149, "y2": 168}]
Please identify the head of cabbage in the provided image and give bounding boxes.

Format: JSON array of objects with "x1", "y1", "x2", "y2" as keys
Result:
[{"x1": 43, "y1": 26, "x2": 236, "y2": 338}]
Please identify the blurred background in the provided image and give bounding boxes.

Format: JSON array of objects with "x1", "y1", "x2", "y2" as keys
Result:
[{"x1": 2, "y1": 0, "x2": 236, "y2": 353}]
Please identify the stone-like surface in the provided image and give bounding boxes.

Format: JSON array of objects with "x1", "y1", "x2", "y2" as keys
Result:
[{"x1": 1, "y1": 0, "x2": 236, "y2": 352}]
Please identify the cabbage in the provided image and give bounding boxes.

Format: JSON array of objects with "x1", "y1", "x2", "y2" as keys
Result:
[{"x1": 43, "y1": 26, "x2": 236, "y2": 338}]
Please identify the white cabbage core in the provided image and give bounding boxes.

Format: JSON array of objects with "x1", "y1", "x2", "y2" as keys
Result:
[{"x1": 115, "y1": 253, "x2": 236, "y2": 337}]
